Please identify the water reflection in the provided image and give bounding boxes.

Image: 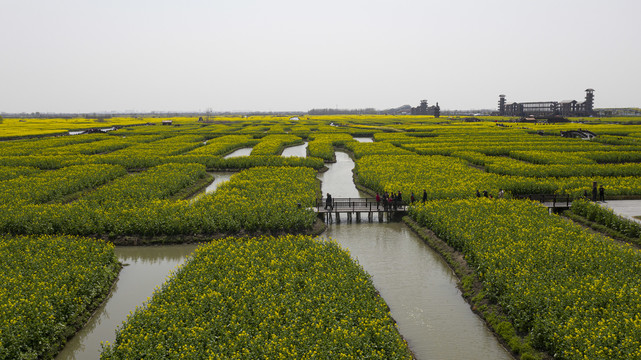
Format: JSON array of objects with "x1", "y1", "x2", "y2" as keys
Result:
[
  {"x1": 317, "y1": 151, "x2": 368, "y2": 198},
  {"x1": 190, "y1": 172, "x2": 234, "y2": 201},
  {"x1": 223, "y1": 147, "x2": 252, "y2": 158},
  {"x1": 353, "y1": 137, "x2": 374, "y2": 143},
  {"x1": 319, "y1": 150, "x2": 511, "y2": 359},
  {"x1": 322, "y1": 223, "x2": 511, "y2": 360},
  {"x1": 56, "y1": 244, "x2": 198, "y2": 360},
  {"x1": 281, "y1": 142, "x2": 308, "y2": 157}
]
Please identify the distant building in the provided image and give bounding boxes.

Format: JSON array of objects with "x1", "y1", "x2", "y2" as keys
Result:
[
  {"x1": 411, "y1": 100, "x2": 440, "y2": 117},
  {"x1": 499, "y1": 89, "x2": 595, "y2": 117}
]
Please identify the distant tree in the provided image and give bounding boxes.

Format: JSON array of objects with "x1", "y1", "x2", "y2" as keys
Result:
[{"x1": 0, "y1": 115, "x2": 3, "y2": 124}]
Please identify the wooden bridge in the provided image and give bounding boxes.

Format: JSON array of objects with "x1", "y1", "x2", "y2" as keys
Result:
[
  {"x1": 313, "y1": 194, "x2": 574, "y2": 224},
  {"x1": 513, "y1": 194, "x2": 572, "y2": 211},
  {"x1": 314, "y1": 197, "x2": 408, "y2": 223}
]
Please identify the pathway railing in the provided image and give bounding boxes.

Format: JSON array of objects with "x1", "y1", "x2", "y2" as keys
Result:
[
  {"x1": 513, "y1": 194, "x2": 572, "y2": 208},
  {"x1": 315, "y1": 197, "x2": 408, "y2": 212}
]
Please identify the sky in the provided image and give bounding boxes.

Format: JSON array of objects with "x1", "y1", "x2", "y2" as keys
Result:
[{"x1": 1, "y1": 0, "x2": 640, "y2": 113}]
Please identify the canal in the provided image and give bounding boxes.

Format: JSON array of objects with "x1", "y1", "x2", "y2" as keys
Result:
[
  {"x1": 317, "y1": 151, "x2": 512, "y2": 359},
  {"x1": 281, "y1": 141, "x2": 308, "y2": 157},
  {"x1": 57, "y1": 149, "x2": 511, "y2": 359},
  {"x1": 56, "y1": 245, "x2": 198, "y2": 359}
]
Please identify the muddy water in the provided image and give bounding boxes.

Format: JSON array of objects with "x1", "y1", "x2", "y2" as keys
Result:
[
  {"x1": 223, "y1": 147, "x2": 252, "y2": 158},
  {"x1": 281, "y1": 141, "x2": 308, "y2": 157},
  {"x1": 318, "y1": 151, "x2": 512, "y2": 359},
  {"x1": 56, "y1": 245, "x2": 198, "y2": 360}
]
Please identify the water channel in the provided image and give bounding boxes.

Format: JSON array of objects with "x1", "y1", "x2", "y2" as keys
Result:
[
  {"x1": 58, "y1": 175, "x2": 234, "y2": 359},
  {"x1": 56, "y1": 245, "x2": 198, "y2": 359},
  {"x1": 58, "y1": 150, "x2": 511, "y2": 359},
  {"x1": 318, "y1": 151, "x2": 512, "y2": 359},
  {"x1": 223, "y1": 147, "x2": 252, "y2": 158},
  {"x1": 353, "y1": 136, "x2": 374, "y2": 143},
  {"x1": 189, "y1": 172, "x2": 234, "y2": 201},
  {"x1": 280, "y1": 141, "x2": 308, "y2": 157}
]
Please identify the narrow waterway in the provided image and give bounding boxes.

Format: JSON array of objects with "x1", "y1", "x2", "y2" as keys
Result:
[
  {"x1": 57, "y1": 150, "x2": 511, "y2": 360},
  {"x1": 281, "y1": 141, "x2": 308, "y2": 157},
  {"x1": 353, "y1": 136, "x2": 374, "y2": 143},
  {"x1": 189, "y1": 172, "x2": 234, "y2": 201},
  {"x1": 56, "y1": 245, "x2": 197, "y2": 360},
  {"x1": 59, "y1": 172, "x2": 239, "y2": 359},
  {"x1": 317, "y1": 151, "x2": 367, "y2": 198},
  {"x1": 318, "y1": 151, "x2": 512, "y2": 359},
  {"x1": 223, "y1": 147, "x2": 252, "y2": 158}
]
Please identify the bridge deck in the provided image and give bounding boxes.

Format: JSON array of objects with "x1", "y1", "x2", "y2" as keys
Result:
[{"x1": 315, "y1": 197, "x2": 409, "y2": 213}]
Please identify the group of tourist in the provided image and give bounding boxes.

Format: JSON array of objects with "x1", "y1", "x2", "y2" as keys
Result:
[
  {"x1": 373, "y1": 189, "x2": 429, "y2": 210},
  {"x1": 375, "y1": 192, "x2": 403, "y2": 210},
  {"x1": 471, "y1": 183, "x2": 606, "y2": 203},
  {"x1": 323, "y1": 190, "x2": 433, "y2": 212},
  {"x1": 475, "y1": 189, "x2": 505, "y2": 199},
  {"x1": 585, "y1": 182, "x2": 605, "y2": 202}
]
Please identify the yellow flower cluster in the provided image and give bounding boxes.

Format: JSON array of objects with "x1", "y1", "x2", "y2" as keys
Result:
[
  {"x1": 410, "y1": 199, "x2": 641, "y2": 359},
  {"x1": 485, "y1": 156, "x2": 641, "y2": 178},
  {"x1": 0, "y1": 164, "x2": 127, "y2": 205},
  {"x1": 307, "y1": 133, "x2": 354, "y2": 161},
  {"x1": 0, "y1": 234, "x2": 119, "y2": 359},
  {"x1": 0, "y1": 165, "x2": 318, "y2": 236},
  {"x1": 193, "y1": 166, "x2": 319, "y2": 232},
  {"x1": 100, "y1": 235, "x2": 411, "y2": 359},
  {"x1": 0, "y1": 165, "x2": 40, "y2": 181},
  {"x1": 185, "y1": 135, "x2": 259, "y2": 156},
  {"x1": 357, "y1": 154, "x2": 641, "y2": 200},
  {"x1": 356, "y1": 154, "x2": 545, "y2": 200},
  {"x1": 344, "y1": 142, "x2": 415, "y2": 158},
  {"x1": 0, "y1": 132, "x2": 107, "y2": 156},
  {"x1": 250, "y1": 134, "x2": 303, "y2": 155},
  {"x1": 509, "y1": 150, "x2": 596, "y2": 165}
]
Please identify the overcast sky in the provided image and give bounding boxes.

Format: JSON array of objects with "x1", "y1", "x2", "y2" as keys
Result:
[{"x1": 1, "y1": 0, "x2": 640, "y2": 113}]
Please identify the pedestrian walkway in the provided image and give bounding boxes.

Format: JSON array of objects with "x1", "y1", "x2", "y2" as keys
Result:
[{"x1": 598, "y1": 200, "x2": 641, "y2": 224}]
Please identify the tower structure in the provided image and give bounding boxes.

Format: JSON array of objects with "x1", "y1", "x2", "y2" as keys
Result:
[
  {"x1": 585, "y1": 89, "x2": 595, "y2": 115},
  {"x1": 498, "y1": 95, "x2": 506, "y2": 116},
  {"x1": 410, "y1": 99, "x2": 440, "y2": 117}
]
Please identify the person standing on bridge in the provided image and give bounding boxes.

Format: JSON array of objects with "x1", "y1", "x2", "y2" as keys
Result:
[
  {"x1": 325, "y1": 193, "x2": 333, "y2": 210},
  {"x1": 599, "y1": 184, "x2": 605, "y2": 202},
  {"x1": 376, "y1": 193, "x2": 381, "y2": 209},
  {"x1": 410, "y1": 192, "x2": 415, "y2": 204}
]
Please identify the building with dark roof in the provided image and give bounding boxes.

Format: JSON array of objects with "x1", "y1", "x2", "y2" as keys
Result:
[
  {"x1": 411, "y1": 100, "x2": 440, "y2": 117},
  {"x1": 499, "y1": 89, "x2": 595, "y2": 117}
]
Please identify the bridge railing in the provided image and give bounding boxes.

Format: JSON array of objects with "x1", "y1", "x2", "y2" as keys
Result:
[
  {"x1": 315, "y1": 197, "x2": 408, "y2": 211},
  {"x1": 513, "y1": 194, "x2": 572, "y2": 207}
]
